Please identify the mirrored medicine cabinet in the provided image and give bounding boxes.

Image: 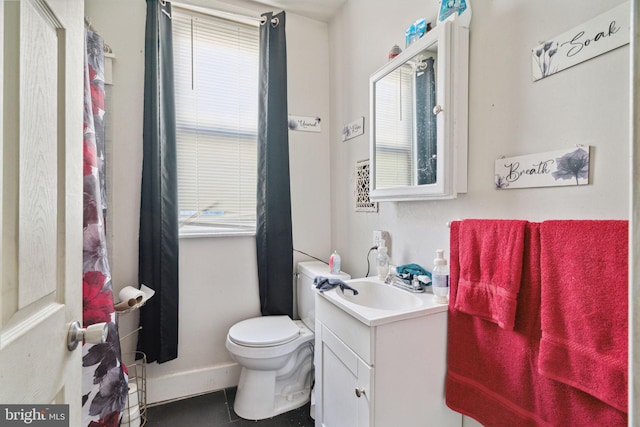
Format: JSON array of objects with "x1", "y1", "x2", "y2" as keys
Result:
[{"x1": 369, "y1": 18, "x2": 469, "y2": 201}]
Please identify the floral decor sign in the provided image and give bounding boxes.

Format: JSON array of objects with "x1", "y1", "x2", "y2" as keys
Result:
[
  {"x1": 532, "y1": 2, "x2": 629, "y2": 81},
  {"x1": 495, "y1": 146, "x2": 590, "y2": 190}
]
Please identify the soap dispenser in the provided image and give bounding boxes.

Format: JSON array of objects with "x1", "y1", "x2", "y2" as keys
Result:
[
  {"x1": 329, "y1": 250, "x2": 341, "y2": 274},
  {"x1": 432, "y1": 249, "x2": 449, "y2": 304},
  {"x1": 377, "y1": 240, "x2": 390, "y2": 279}
]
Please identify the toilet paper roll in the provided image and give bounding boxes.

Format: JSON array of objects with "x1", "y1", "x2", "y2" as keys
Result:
[
  {"x1": 115, "y1": 284, "x2": 156, "y2": 311},
  {"x1": 119, "y1": 287, "x2": 145, "y2": 307},
  {"x1": 121, "y1": 406, "x2": 140, "y2": 427},
  {"x1": 127, "y1": 382, "x2": 140, "y2": 411},
  {"x1": 122, "y1": 382, "x2": 141, "y2": 427}
]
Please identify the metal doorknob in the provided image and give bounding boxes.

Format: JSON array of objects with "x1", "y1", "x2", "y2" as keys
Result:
[
  {"x1": 67, "y1": 321, "x2": 108, "y2": 351},
  {"x1": 355, "y1": 387, "x2": 366, "y2": 398}
]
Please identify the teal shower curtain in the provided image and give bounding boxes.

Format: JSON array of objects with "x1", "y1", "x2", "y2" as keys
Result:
[{"x1": 256, "y1": 11, "x2": 294, "y2": 317}]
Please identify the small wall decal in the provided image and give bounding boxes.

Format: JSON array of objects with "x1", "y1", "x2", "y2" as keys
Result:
[
  {"x1": 288, "y1": 115, "x2": 321, "y2": 132},
  {"x1": 532, "y1": 2, "x2": 629, "y2": 81},
  {"x1": 495, "y1": 146, "x2": 590, "y2": 190},
  {"x1": 342, "y1": 117, "x2": 365, "y2": 142}
]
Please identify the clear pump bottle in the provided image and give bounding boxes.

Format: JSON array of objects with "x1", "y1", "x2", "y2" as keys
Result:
[
  {"x1": 377, "y1": 240, "x2": 390, "y2": 279},
  {"x1": 432, "y1": 249, "x2": 449, "y2": 304}
]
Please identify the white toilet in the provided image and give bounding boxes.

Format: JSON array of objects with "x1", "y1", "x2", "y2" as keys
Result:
[{"x1": 226, "y1": 261, "x2": 350, "y2": 420}]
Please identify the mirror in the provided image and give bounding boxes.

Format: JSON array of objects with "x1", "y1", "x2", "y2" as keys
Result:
[
  {"x1": 374, "y1": 49, "x2": 438, "y2": 189},
  {"x1": 369, "y1": 19, "x2": 468, "y2": 201}
]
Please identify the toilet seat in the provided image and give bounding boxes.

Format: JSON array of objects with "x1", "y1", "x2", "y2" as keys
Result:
[{"x1": 228, "y1": 315, "x2": 300, "y2": 347}]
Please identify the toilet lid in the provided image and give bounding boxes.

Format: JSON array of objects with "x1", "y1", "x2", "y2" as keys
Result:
[{"x1": 228, "y1": 316, "x2": 301, "y2": 347}]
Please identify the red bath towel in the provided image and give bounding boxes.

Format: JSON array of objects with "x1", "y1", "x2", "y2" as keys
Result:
[
  {"x1": 539, "y1": 220, "x2": 628, "y2": 413},
  {"x1": 453, "y1": 219, "x2": 527, "y2": 330},
  {"x1": 446, "y1": 221, "x2": 627, "y2": 426}
]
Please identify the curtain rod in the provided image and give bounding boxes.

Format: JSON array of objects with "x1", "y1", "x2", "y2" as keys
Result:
[{"x1": 164, "y1": 0, "x2": 272, "y2": 27}]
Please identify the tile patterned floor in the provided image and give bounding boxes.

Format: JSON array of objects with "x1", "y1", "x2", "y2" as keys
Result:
[{"x1": 145, "y1": 388, "x2": 314, "y2": 426}]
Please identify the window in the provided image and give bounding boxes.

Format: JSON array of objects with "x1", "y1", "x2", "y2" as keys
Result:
[{"x1": 173, "y1": 7, "x2": 259, "y2": 236}]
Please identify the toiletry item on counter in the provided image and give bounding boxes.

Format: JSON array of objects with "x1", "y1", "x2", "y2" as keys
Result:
[
  {"x1": 438, "y1": 0, "x2": 472, "y2": 28},
  {"x1": 388, "y1": 44, "x2": 402, "y2": 61},
  {"x1": 432, "y1": 249, "x2": 450, "y2": 304},
  {"x1": 376, "y1": 240, "x2": 390, "y2": 279},
  {"x1": 329, "y1": 250, "x2": 341, "y2": 274}
]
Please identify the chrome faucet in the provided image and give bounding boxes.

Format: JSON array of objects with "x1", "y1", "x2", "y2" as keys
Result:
[{"x1": 384, "y1": 273, "x2": 425, "y2": 293}]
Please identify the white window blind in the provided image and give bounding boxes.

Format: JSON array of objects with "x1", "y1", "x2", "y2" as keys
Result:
[{"x1": 173, "y1": 7, "x2": 259, "y2": 235}]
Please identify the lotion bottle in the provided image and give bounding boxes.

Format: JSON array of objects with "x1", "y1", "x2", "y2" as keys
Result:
[
  {"x1": 432, "y1": 249, "x2": 449, "y2": 304},
  {"x1": 329, "y1": 251, "x2": 341, "y2": 274},
  {"x1": 377, "y1": 240, "x2": 390, "y2": 279}
]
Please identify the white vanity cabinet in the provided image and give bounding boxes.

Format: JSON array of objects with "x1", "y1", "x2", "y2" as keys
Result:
[{"x1": 314, "y1": 292, "x2": 461, "y2": 427}]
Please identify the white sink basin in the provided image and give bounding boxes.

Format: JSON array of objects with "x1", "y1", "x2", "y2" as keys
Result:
[
  {"x1": 335, "y1": 279, "x2": 423, "y2": 311},
  {"x1": 317, "y1": 277, "x2": 448, "y2": 326}
]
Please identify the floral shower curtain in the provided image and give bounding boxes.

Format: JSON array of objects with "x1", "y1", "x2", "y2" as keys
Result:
[{"x1": 82, "y1": 28, "x2": 128, "y2": 427}]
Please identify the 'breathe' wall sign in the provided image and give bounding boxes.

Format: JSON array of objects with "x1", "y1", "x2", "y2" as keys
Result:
[{"x1": 495, "y1": 146, "x2": 590, "y2": 190}]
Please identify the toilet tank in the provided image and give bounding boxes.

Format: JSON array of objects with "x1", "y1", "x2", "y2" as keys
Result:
[{"x1": 297, "y1": 261, "x2": 350, "y2": 332}]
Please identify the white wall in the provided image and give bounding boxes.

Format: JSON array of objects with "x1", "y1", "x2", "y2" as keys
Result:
[
  {"x1": 329, "y1": 0, "x2": 629, "y2": 279},
  {"x1": 328, "y1": 1, "x2": 629, "y2": 426},
  {"x1": 85, "y1": 0, "x2": 332, "y2": 404},
  {"x1": 86, "y1": 0, "x2": 630, "y2": 417}
]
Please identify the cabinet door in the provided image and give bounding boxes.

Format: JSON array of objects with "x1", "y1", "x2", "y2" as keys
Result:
[{"x1": 319, "y1": 325, "x2": 371, "y2": 427}]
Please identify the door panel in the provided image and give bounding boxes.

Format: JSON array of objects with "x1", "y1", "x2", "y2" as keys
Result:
[
  {"x1": 0, "y1": 0, "x2": 84, "y2": 424},
  {"x1": 18, "y1": 0, "x2": 60, "y2": 309}
]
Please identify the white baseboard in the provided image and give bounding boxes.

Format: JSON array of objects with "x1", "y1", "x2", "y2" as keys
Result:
[{"x1": 146, "y1": 362, "x2": 241, "y2": 405}]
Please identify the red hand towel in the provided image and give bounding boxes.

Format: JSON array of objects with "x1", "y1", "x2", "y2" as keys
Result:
[
  {"x1": 539, "y1": 220, "x2": 628, "y2": 413},
  {"x1": 453, "y1": 219, "x2": 527, "y2": 330}
]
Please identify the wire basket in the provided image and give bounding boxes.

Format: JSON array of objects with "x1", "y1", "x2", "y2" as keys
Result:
[{"x1": 121, "y1": 351, "x2": 147, "y2": 427}]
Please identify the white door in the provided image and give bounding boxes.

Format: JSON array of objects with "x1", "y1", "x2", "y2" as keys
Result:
[{"x1": 0, "y1": 0, "x2": 84, "y2": 425}]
